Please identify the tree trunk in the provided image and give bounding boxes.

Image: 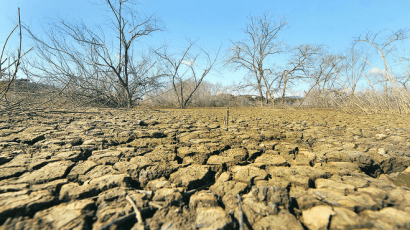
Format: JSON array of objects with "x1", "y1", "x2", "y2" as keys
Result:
[
  {"x1": 257, "y1": 80, "x2": 264, "y2": 100},
  {"x1": 260, "y1": 73, "x2": 275, "y2": 108},
  {"x1": 126, "y1": 89, "x2": 132, "y2": 108},
  {"x1": 297, "y1": 82, "x2": 320, "y2": 109},
  {"x1": 281, "y1": 71, "x2": 287, "y2": 106}
]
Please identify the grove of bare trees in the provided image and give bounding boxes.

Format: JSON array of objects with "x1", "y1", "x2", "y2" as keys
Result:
[
  {"x1": 2, "y1": 4, "x2": 410, "y2": 114},
  {"x1": 24, "y1": 0, "x2": 163, "y2": 108}
]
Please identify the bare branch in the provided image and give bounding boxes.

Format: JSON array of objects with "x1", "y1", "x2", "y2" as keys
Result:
[
  {"x1": 155, "y1": 41, "x2": 219, "y2": 108},
  {"x1": 355, "y1": 29, "x2": 408, "y2": 96}
]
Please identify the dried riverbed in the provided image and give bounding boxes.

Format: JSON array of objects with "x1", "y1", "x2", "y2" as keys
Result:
[{"x1": 1, "y1": 107, "x2": 410, "y2": 230}]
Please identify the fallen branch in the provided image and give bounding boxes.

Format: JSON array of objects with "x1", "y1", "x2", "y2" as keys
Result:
[
  {"x1": 148, "y1": 201, "x2": 163, "y2": 210},
  {"x1": 126, "y1": 195, "x2": 143, "y2": 224}
]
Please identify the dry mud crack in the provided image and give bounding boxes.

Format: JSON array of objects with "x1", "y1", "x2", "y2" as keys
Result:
[{"x1": 1, "y1": 108, "x2": 410, "y2": 230}]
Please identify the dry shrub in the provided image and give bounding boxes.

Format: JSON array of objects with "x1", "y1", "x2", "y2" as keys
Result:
[
  {"x1": 298, "y1": 84, "x2": 410, "y2": 115},
  {"x1": 297, "y1": 89, "x2": 342, "y2": 109},
  {"x1": 338, "y1": 87, "x2": 410, "y2": 114}
]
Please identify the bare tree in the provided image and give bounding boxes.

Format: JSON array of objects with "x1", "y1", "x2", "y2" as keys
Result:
[
  {"x1": 0, "y1": 8, "x2": 33, "y2": 113},
  {"x1": 298, "y1": 49, "x2": 344, "y2": 108},
  {"x1": 155, "y1": 41, "x2": 219, "y2": 109},
  {"x1": 355, "y1": 29, "x2": 407, "y2": 96},
  {"x1": 396, "y1": 73, "x2": 410, "y2": 91},
  {"x1": 337, "y1": 43, "x2": 369, "y2": 104},
  {"x1": 276, "y1": 44, "x2": 322, "y2": 105},
  {"x1": 226, "y1": 12, "x2": 287, "y2": 106},
  {"x1": 25, "y1": 0, "x2": 162, "y2": 108}
]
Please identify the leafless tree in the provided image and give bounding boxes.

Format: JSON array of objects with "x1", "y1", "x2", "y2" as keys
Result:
[
  {"x1": 396, "y1": 73, "x2": 410, "y2": 91},
  {"x1": 337, "y1": 43, "x2": 369, "y2": 104},
  {"x1": 0, "y1": 8, "x2": 33, "y2": 113},
  {"x1": 355, "y1": 29, "x2": 407, "y2": 96},
  {"x1": 276, "y1": 44, "x2": 322, "y2": 105},
  {"x1": 298, "y1": 49, "x2": 344, "y2": 108},
  {"x1": 25, "y1": 0, "x2": 162, "y2": 108},
  {"x1": 155, "y1": 41, "x2": 219, "y2": 109},
  {"x1": 0, "y1": 23, "x2": 21, "y2": 101},
  {"x1": 226, "y1": 12, "x2": 287, "y2": 106}
]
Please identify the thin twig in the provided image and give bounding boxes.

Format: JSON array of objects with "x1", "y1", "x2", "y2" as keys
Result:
[
  {"x1": 184, "y1": 183, "x2": 213, "y2": 196},
  {"x1": 162, "y1": 222, "x2": 173, "y2": 230},
  {"x1": 135, "y1": 190, "x2": 153, "y2": 196},
  {"x1": 237, "y1": 194, "x2": 245, "y2": 230}
]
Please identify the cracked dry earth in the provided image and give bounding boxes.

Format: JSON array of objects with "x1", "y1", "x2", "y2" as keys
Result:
[{"x1": 1, "y1": 108, "x2": 410, "y2": 230}]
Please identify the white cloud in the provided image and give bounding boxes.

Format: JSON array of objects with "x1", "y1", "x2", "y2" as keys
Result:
[
  {"x1": 182, "y1": 59, "x2": 194, "y2": 66},
  {"x1": 367, "y1": 68, "x2": 383, "y2": 75}
]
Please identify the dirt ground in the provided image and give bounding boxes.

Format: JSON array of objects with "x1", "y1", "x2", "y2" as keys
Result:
[{"x1": 1, "y1": 107, "x2": 410, "y2": 230}]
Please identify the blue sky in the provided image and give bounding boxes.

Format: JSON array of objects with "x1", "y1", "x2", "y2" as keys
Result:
[{"x1": 1, "y1": 0, "x2": 410, "y2": 94}]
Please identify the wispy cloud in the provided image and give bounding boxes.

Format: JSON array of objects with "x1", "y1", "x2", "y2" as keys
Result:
[
  {"x1": 182, "y1": 59, "x2": 194, "y2": 66},
  {"x1": 367, "y1": 68, "x2": 383, "y2": 75}
]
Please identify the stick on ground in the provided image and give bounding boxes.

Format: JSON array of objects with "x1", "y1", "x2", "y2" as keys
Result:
[
  {"x1": 126, "y1": 195, "x2": 143, "y2": 224},
  {"x1": 237, "y1": 194, "x2": 244, "y2": 230}
]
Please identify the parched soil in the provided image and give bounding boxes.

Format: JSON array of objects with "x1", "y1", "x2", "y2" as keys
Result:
[{"x1": 1, "y1": 107, "x2": 410, "y2": 230}]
